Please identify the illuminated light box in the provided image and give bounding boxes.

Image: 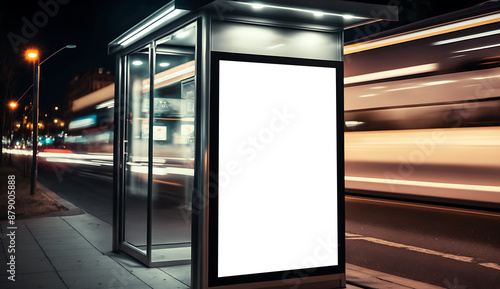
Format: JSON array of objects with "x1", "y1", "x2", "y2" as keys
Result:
[
  {"x1": 153, "y1": 126, "x2": 167, "y2": 140},
  {"x1": 209, "y1": 52, "x2": 344, "y2": 287},
  {"x1": 68, "y1": 114, "x2": 97, "y2": 130}
]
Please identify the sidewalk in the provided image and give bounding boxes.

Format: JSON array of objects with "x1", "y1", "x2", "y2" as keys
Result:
[{"x1": 0, "y1": 184, "x2": 444, "y2": 289}]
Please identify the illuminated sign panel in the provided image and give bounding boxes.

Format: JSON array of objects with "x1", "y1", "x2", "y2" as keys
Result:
[
  {"x1": 209, "y1": 52, "x2": 344, "y2": 286},
  {"x1": 153, "y1": 126, "x2": 167, "y2": 140},
  {"x1": 68, "y1": 114, "x2": 97, "y2": 130}
]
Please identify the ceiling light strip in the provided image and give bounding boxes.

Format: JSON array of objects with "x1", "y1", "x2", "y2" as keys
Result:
[
  {"x1": 239, "y1": 2, "x2": 363, "y2": 19},
  {"x1": 118, "y1": 6, "x2": 183, "y2": 47}
]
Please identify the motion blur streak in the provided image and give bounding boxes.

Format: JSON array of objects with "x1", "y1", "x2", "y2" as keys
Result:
[
  {"x1": 432, "y1": 29, "x2": 500, "y2": 45},
  {"x1": 345, "y1": 128, "x2": 500, "y2": 167},
  {"x1": 344, "y1": 11, "x2": 500, "y2": 54},
  {"x1": 346, "y1": 195, "x2": 500, "y2": 218},
  {"x1": 4, "y1": 149, "x2": 31, "y2": 155},
  {"x1": 7, "y1": 149, "x2": 194, "y2": 176},
  {"x1": 454, "y1": 42, "x2": 500, "y2": 53},
  {"x1": 344, "y1": 63, "x2": 438, "y2": 85},
  {"x1": 345, "y1": 176, "x2": 500, "y2": 193},
  {"x1": 345, "y1": 128, "x2": 500, "y2": 206},
  {"x1": 39, "y1": 152, "x2": 113, "y2": 160},
  {"x1": 344, "y1": 2, "x2": 500, "y2": 209},
  {"x1": 45, "y1": 157, "x2": 104, "y2": 166}
]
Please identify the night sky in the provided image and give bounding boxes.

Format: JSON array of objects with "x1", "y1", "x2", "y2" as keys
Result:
[
  {"x1": 1, "y1": 0, "x2": 168, "y2": 116},
  {"x1": 0, "y1": 0, "x2": 489, "y2": 117}
]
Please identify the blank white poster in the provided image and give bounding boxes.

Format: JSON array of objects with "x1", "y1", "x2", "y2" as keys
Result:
[{"x1": 217, "y1": 60, "x2": 338, "y2": 277}]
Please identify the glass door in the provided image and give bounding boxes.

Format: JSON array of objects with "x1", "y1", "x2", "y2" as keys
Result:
[
  {"x1": 151, "y1": 22, "x2": 197, "y2": 264},
  {"x1": 120, "y1": 22, "x2": 197, "y2": 267},
  {"x1": 122, "y1": 45, "x2": 150, "y2": 261}
]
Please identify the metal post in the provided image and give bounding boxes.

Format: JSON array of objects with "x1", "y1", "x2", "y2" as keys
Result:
[
  {"x1": 9, "y1": 109, "x2": 13, "y2": 165},
  {"x1": 147, "y1": 42, "x2": 154, "y2": 266},
  {"x1": 31, "y1": 60, "x2": 40, "y2": 196}
]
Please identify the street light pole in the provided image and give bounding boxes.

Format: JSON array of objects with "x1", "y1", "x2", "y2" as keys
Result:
[
  {"x1": 31, "y1": 57, "x2": 40, "y2": 195},
  {"x1": 7, "y1": 101, "x2": 18, "y2": 165},
  {"x1": 28, "y1": 44, "x2": 76, "y2": 195}
]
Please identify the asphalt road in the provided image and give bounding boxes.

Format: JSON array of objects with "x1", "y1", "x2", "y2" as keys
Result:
[
  {"x1": 346, "y1": 195, "x2": 500, "y2": 288},
  {"x1": 37, "y1": 155, "x2": 114, "y2": 224},
  {"x1": 14, "y1": 154, "x2": 500, "y2": 289}
]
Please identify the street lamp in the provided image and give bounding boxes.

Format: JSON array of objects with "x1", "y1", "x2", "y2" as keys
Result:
[
  {"x1": 26, "y1": 44, "x2": 76, "y2": 195},
  {"x1": 53, "y1": 118, "x2": 59, "y2": 137},
  {"x1": 26, "y1": 50, "x2": 38, "y2": 59}
]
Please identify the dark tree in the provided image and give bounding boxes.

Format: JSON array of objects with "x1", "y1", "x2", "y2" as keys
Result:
[{"x1": 0, "y1": 56, "x2": 18, "y2": 164}]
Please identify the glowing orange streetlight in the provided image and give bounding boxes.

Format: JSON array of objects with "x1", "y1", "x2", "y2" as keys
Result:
[
  {"x1": 9, "y1": 101, "x2": 18, "y2": 109},
  {"x1": 26, "y1": 49, "x2": 39, "y2": 60}
]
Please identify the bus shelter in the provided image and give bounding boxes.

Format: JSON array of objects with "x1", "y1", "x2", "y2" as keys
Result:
[{"x1": 108, "y1": 1, "x2": 396, "y2": 288}]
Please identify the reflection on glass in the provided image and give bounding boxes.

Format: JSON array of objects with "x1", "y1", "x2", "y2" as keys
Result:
[
  {"x1": 124, "y1": 46, "x2": 150, "y2": 251},
  {"x1": 151, "y1": 23, "x2": 196, "y2": 263}
]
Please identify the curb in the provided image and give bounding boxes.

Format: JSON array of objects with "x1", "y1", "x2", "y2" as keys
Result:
[
  {"x1": 346, "y1": 263, "x2": 445, "y2": 289},
  {"x1": 37, "y1": 181, "x2": 85, "y2": 217}
]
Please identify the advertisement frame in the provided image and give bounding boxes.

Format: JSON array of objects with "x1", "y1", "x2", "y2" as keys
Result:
[{"x1": 208, "y1": 51, "x2": 345, "y2": 288}]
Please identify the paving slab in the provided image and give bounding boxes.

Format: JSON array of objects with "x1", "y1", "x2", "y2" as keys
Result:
[
  {"x1": 38, "y1": 241, "x2": 96, "y2": 251},
  {"x1": 148, "y1": 279, "x2": 190, "y2": 289},
  {"x1": 31, "y1": 231, "x2": 83, "y2": 240},
  {"x1": 15, "y1": 249, "x2": 46, "y2": 259},
  {"x1": 16, "y1": 257, "x2": 55, "y2": 274},
  {"x1": 63, "y1": 273, "x2": 145, "y2": 289},
  {"x1": 160, "y1": 264, "x2": 191, "y2": 286},
  {"x1": 62, "y1": 214, "x2": 113, "y2": 253},
  {"x1": 0, "y1": 271, "x2": 67, "y2": 289},
  {"x1": 51, "y1": 255, "x2": 123, "y2": 271},
  {"x1": 44, "y1": 248, "x2": 103, "y2": 258}
]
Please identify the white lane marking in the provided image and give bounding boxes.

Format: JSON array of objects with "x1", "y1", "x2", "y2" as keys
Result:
[
  {"x1": 345, "y1": 176, "x2": 500, "y2": 193},
  {"x1": 480, "y1": 263, "x2": 500, "y2": 271},
  {"x1": 345, "y1": 195, "x2": 500, "y2": 218},
  {"x1": 346, "y1": 233, "x2": 500, "y2": 271}
]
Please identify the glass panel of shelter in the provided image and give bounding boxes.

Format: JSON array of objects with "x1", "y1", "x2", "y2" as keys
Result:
[
  {"x1": 123, "y1": 45, "x2": 150, "y2": 257},
  {"x1": 151, "y1": 22, "x2": 197, "y2": 264}
]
